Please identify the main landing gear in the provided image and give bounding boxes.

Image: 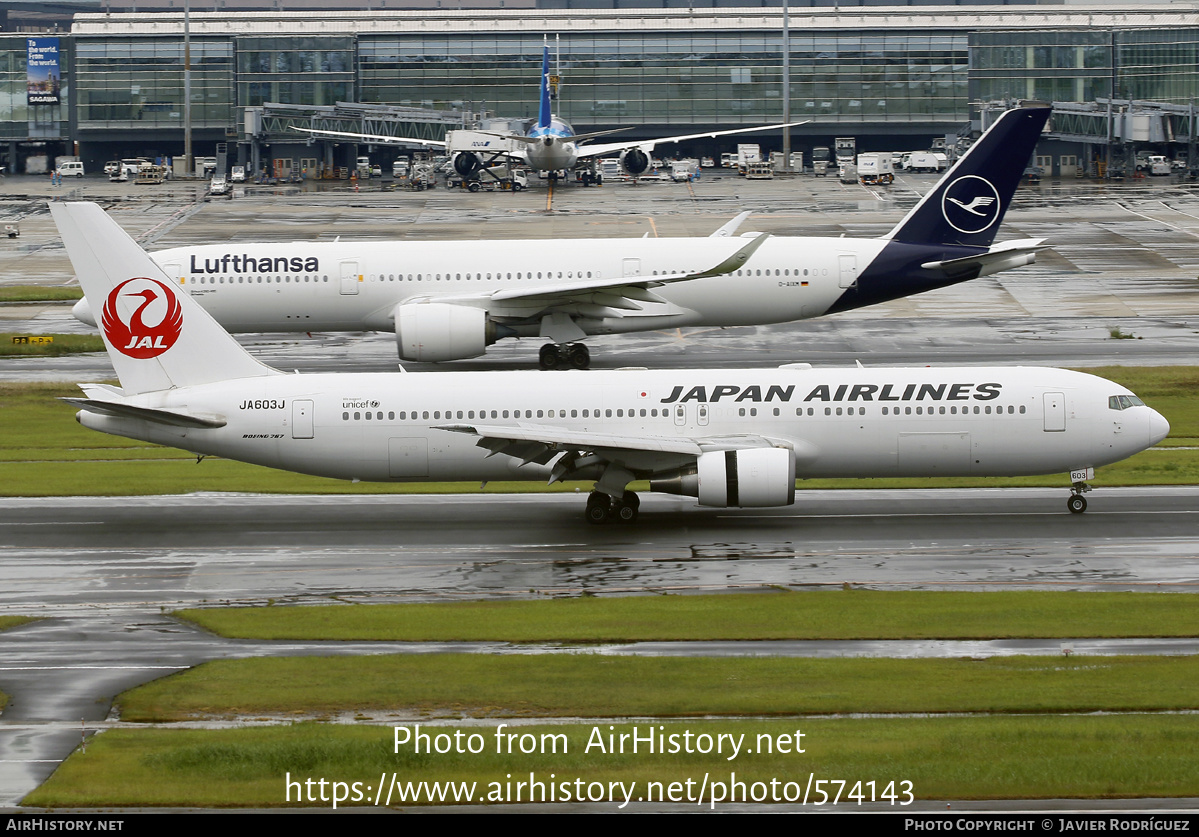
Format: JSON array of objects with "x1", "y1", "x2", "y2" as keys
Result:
[
  {"x1": 585, "y1": 490, "x2": 640, "y2": 525},
  {"x1": 539, "y1": 342, "x2": 590, "y2": 370},
  {"x1": 1067, "y1": 479, "x2": 1093, "y2": 514}
]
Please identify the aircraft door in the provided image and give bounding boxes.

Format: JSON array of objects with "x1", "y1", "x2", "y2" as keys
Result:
[
  {"x1": 161, "y1": 263, "x2": 185, "y2": 290},
  {"x1": 698, "y1": 404, "x2": 709, "y2": 426},
  {"x1": 1043, "y1": 392, "x2": 1065, "y2": 432},
  {"x1": 674, "y1": 404, "x2": 686, "y2": 426},
  {"x1": 838, "y1": 254, "x2": 858, "y2": 289},
  {"x1": 622, "y1": 258, "x2": 641, "y2": 278},
  {"x1": 340, "y1": 261, "x2": 361, "y2": 295},
  {"x1": 292, "y1": 400, "x2": 314, "y2": 439}
]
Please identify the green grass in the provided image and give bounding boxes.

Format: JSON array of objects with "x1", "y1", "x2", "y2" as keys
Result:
[
  {"x1": 1, "y1": 366, "x2": 1196, "y2": 496},
  {"x1": 0, "y1": 615, "x2": 34, "y2": 633},
  {"x1": 0, "y1": 285, "x2": 82, "y2": 302},
  {"x1": 116, "y1": 654, "x2": 1199, "y2": 722},
  {"x1": 0, "y1": 333, "x2": 105, "y2": 357},
  {"x1": 24, "y1": 716, "x2": 1199, "y2": 806},
  {"x1": 177, "y1": 590, "x2": 1199, "y2": 642}
]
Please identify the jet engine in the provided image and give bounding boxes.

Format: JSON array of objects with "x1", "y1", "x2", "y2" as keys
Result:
[
  {"x1": 650, "y1": 448, "x2": 796, "y2": 508},
  {"x1": 453, "y1": 152, "x2": 482, "y2": 178},
  {"x1": 395, "y1": 303, "x2": 490, "y2": 362},
  {"x1": 620, "y1": 147, "x2": 650, "y2": 177}
]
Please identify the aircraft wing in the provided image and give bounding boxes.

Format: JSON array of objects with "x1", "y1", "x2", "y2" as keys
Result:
[
  {"x1": 576, "y1": 120, "x2": 809, "y2": 160},
  {"x1": 437, "y1": 422, "x2": 784, "y2": 482},
  {"x1": 292, "y1": 127, "x2": 447, "y2": 148},
  {"x1": 418, "y1": 233, "x2": 768, "y2": 323}
]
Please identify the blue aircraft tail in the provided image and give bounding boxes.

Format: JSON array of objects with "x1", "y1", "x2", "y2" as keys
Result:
[
  {"x1": 884, "y1": 105, "x2": 1051, "y2": 248},
  {"x1": 538, "y1": 45, "x2": 552, "y2": 131}
]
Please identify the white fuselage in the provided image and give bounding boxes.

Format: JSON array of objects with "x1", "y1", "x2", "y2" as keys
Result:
[
  {"x1": 148, "y1": 236, "x2": 886, "y2": 337},
  {"x1": 78, "y1": 366, "x2": 1165, "y2": 489}
]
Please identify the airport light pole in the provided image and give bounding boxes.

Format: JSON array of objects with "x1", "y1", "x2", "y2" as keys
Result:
[
  {"x1": 183, "y1": 0, "x2": 192, "y2": 178},
  {"x1": 782, "y1": 0, "x2": 791, "y2": 172}
]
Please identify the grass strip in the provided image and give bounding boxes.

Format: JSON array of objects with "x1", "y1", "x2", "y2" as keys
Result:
[
  {"x1": 0, "y1": 285, "x2": 82, "y2": 302},
  {"x1": 117, "y1": 654, "x2": 1199, "y2": 722},
  {"x1": 177, "y1": 590, "x2": 1199, "y2": 642},
  {"x1": 0, "y1": 333, "x2": 105, "y2": 357},
  {"x1": 0, "y1": 615, "x2": 35, "y2": 633},
  {"x1": 2, "y1": 367, "x2": 1196, "y2": 496},
  {"x1": 24, "y1": 716, "x2": 1199, "y2": 807}
]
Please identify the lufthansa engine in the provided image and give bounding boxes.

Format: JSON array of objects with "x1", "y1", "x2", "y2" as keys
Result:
[
  {"x1": 650, "y1": 448, "x2": 796, "y2": 508},
  {"x1": 620, "y1": 147, "x2": 650, "y2": 177},
  {"x1": 395, "y1": 303, "x2": 490, "y2": 362}
]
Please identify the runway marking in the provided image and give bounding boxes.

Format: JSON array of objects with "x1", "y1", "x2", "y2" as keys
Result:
[
  {"x1": 1114, "y1": 202, "x2": 1199, "y2": 240},
  {"x1": 0, "y1": 665, "x2": 186, "y2": 671},
  {"x1": 721, "y1": 510, "x2": 1199, "y2": 519}
]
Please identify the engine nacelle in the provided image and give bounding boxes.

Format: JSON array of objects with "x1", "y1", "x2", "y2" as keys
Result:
[
  {"x1": 453, "y1": 152, "x2": 482, "y2": 178},
  {"x1": 395, "y1": 303, "x2": 489, "y2": 362},
  {"x1": 651, "y1": 448, "x2": 796, "y2": 508},
  {"x1": 620, "y1": 147, "x2": 650, "y2": 177}
]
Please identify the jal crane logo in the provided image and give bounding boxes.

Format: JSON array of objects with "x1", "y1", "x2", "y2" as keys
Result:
[
  {"x1": 101, "y1": 277, "x2": 183, "y2": 359},
  {"x1": 940, "y1": 175, "x2": 1002, "y2": 235}
]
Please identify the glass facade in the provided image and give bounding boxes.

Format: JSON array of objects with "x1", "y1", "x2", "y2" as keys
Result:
[
  {"x1": 75, "y1": 38, "x2": 234, "y2": 128},
  {"x1": 360, "y1": 31, "x2": 968, "y2": 125},
  {"x1": 969, "y1": 30, "x2": 1114, "y2": 105},
  {"x1": 1118, "y1": 29, "x2": 1199, "y2": 104},
  {"x1": 237, "y1": 37, "x2": 354, "y2": 107},
  {"x1": 4, "y1": 16, "x2": 1199, "y2": 148}
]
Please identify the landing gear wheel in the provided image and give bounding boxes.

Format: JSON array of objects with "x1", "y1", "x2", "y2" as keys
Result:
[
  {"x1": 613, "y1": 491, "x2": 640, "y2": 524},
  {"x1": 1068, "y1": 494, "x2": 1087, "y2": 514},
  {"x1": 567, "y1": 343, "x2": 591, "y2": 370},
  {"x1": 585, "y1": 491, "x2": 611, "y2": 525},
  {"x1": 539, "y1": 343, "x2": 561, "y2": 370}
]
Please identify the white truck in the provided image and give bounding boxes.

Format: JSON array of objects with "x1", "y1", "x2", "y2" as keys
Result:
[
  {"x1": 670, "y1": 159, "x2": 697, "y2": 182},
  {"x1": 811, "y1": 146, "x2": 831, "y2": 176},
  {"x1": 835, "y1": 137, "x2": 856, "y2": 165},
  {"x1": 736, "y1": 144, "x2": 761, "y2": 175},
  {"x1": 905, "y1": 152, "x2": 942, "y2": 173},
  {"x1": 856, "y1": 152, "x2": 894, "y2": 185}
]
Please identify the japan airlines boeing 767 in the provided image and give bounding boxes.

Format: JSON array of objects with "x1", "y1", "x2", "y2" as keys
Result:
[
  {"x1": 74, "y1": 107, "x2": 1053, "y2": 370},
  {"x1": 56, "y1": 200, "x2": 1167, "y2": 523}
]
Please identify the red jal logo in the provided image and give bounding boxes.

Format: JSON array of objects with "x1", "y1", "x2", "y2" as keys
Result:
[{"x1": 101, "y1": 278, "x2": 183, "y2": 358}]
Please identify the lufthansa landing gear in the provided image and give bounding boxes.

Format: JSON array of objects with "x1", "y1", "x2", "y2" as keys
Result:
[
  {"x1": 585, "y1": 490, "x2": 639, "y2": 525},
  {"x1": 539, "y1": 342, "x2": 590, "y2": 370},
  {"x1": 1068, "y1": 479, "x2": 1093, "y2": 514}
]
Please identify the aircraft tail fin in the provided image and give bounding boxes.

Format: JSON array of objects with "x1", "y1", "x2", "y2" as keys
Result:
[
  {"x1": 883, "y1": 105, "x2": 1051, "y2": 247},
  {"x1": 51, "y1": 202, "x2": 279, "y2": 395},
  {"x1": 538, "y1": 45, "x2": 552, "y2": 131}
]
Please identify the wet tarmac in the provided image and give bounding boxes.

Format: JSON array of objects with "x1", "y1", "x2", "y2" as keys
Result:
[{"x1": 3, "y1": 172, "x2": 1199, "y2": 812}]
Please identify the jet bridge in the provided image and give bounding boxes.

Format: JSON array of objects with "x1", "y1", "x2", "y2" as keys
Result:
[{"x1": 241, "y1": 102, "x2": 466, "y2": 179}]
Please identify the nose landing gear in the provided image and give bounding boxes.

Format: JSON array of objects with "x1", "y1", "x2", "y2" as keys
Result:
[{"x1": 1067, "y1": 479, "x2": 1092, "y2": 514}]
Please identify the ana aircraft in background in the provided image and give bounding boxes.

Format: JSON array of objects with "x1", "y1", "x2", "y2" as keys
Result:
[
  {"x1": 295, "y1": 45, "x2": 805, "y2": 182},
  {"x1": 74, "y1": 106, "x2": 1054, "y2": 370},
  {"x1": 56, "y1": 201, "x2": 1166, "y2": 523}
]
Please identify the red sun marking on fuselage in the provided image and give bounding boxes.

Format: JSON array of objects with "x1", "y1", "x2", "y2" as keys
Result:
[{"x1": 101, "y1": 278, "x2": 183, "y2": 359}]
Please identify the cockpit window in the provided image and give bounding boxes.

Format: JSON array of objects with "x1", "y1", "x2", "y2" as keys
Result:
[{"x1": 1109, "y1": 395, "x2": 1146, "y2": 410}]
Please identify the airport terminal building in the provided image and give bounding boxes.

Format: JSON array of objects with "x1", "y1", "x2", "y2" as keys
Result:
[{"x1": 5, "y1": 2, "x2": 1199, "y2": 174}]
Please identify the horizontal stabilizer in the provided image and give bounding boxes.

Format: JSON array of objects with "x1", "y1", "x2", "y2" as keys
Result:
[
  {"x1": 920, "y1": 239, "x2": 1048, "y2": 279},
  {"x1": 62, "y1": 397, "x2": 227, "y2": 428}
]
